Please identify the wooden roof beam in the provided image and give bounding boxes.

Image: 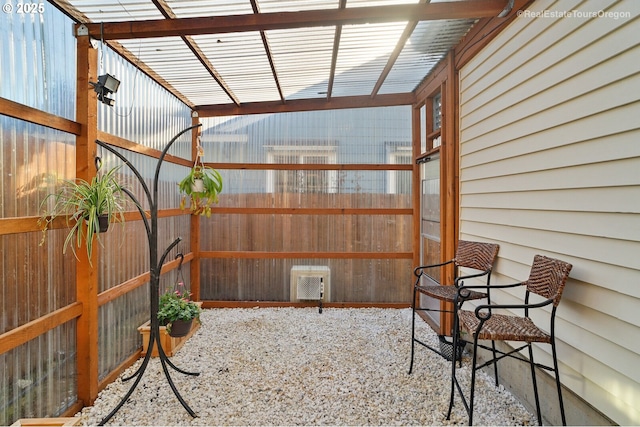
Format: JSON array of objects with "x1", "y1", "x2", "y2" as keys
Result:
[
  {"x1": 196, "y1": 92, "x2": 414, "y2": 117},
  {"x1": 81, "y1": 1, "x2": 506, "y2": 40}
]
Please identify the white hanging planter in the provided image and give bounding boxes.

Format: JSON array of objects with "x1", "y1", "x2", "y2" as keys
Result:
[{"x1": 191, "y1": 178, "x2": 205, "y2": 193}]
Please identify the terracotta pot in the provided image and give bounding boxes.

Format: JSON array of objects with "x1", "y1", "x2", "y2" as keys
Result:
[{"x1": 169, "y1": 319, "x2": 193, "y2": 337}]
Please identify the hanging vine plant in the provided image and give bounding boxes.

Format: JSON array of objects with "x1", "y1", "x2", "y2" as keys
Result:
[{"x1": 178, "y1": 145, "x2": 223, "y2": 217}]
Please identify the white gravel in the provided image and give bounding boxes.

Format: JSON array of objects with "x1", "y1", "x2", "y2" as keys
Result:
[{"x1": 77, "y1": 307, "x2": 534, "y2": 426}]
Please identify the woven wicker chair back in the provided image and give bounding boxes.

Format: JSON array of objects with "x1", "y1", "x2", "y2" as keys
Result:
[
  {"x1": 525, "y1": 255, "x2": 573, "y2": 307},
  {"x1": 454, "y1": 240, "x2": 500, "y2": 272}
]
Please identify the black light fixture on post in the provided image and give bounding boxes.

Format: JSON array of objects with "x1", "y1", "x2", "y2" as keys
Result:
[{"x1": 90, "y1": 73, "x2": 120, "y2": 106}]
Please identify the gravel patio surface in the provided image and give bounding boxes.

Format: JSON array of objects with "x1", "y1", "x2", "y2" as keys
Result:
[{"x1": 77, "y1": 307, "x2": 534, "y2": 426}]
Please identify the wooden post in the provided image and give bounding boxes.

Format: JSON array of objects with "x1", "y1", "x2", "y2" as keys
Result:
[
  {"x1": 75, "y1": 26, "x2": 99, "y2": 406},
  {"x1": 411, "y1": 105, "x2": 422, "y2": 280},
  {"x1": 440, "y1": 51, "x2": 458, "y2": 336},
  {"x1": 190, "y1": 112, "x2": 201, "y2": 301}
]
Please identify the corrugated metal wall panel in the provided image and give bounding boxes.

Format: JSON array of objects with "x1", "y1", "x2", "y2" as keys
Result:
[
  {"x1": 0, "y1": 321, "x2": 77, "y2": 425},
  {"x1": 458, "y1": 0, "x2": 640, "y2": 424},
  {"x1": 97, "y1": 45, "x2": 193, "y2": 157},
  {"x1": 200, "y1": 258, "x2": 411, "y2": 303},
  {"x1": 0, "y1": 6, "x2": 79, "y2": 423},
  {"x1": 0, "y1": 2, "x2": 76, "y2": 119}
]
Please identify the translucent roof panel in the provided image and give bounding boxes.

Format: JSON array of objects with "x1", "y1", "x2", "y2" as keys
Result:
[
  {"x1": 345, "y1": 0, "x2": 419, "y2": 7},
  {"x1": 164, "y1": 0, "x2": 254, "y2": 17},
  {"x1": 64, "y1": 0, "x2": 165, "y2": 21},
  {"x1": 378, "y1": 18, "x2": 477, "y2": 94},
  {"x1": 117, "y1": 37, "x2": 234, "y2": 105},
  {"x1": 258, "y1": 0, "x2": 340, "y2": 12},
  {"x1": 192, "y1": 32, "x2": 282, "y2": 103},
  {"x1": 265, "y1": 27, "x2": 336, "y2": 100},
  {"x1": 56, "y1": 0, "x2": 483, "y2": 109},
  {"x1": 332, "y1": 22, "x2": 407, "y2": 97}
]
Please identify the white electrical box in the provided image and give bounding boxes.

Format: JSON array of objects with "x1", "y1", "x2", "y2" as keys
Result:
[{"x1": 290, "y1": 266, "x2": 331, "y2": 302}]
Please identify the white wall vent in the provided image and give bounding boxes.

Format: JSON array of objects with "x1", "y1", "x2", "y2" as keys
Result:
[{"x1": 290, "y1": 266, "x2": 331, "y2": 302}]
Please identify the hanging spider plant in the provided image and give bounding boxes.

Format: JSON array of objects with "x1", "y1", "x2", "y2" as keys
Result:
[
  {"x1": 178, "y1": 149, "x2": 223, "y2": 217},
  {"x1": 39, "y1": 165, "x2": 129, "y2": 263}
]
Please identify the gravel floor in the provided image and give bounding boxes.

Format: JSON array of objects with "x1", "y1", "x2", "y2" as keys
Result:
[{"x1": 77, "y1": 307, "x2": 534, "y2": 426}]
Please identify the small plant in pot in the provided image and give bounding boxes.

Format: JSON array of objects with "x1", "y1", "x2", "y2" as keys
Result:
[
  {"x1": 157, "y1": 287, "x2": 202, "y2": 337},
  {"x1": 38, "y1": 165, "x2": 129, "y2": 264}
]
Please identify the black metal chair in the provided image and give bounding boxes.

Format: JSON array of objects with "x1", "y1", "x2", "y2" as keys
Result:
[
  {"x1": 408, "y1": 240, "x2": 499, "y2": 374},
  {"x1": 448, "y1": 254, "x2": 573, "y2": 426}
]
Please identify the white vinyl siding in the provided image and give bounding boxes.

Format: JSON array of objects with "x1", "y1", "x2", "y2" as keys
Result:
[{"x1": 458, "y1": 0, "x2": 640, "y2": 425}]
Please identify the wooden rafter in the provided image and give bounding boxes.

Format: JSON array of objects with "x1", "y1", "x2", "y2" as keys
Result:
[
  {"x1": 151, "y1": 0, "x2": 240, "y2": 106},
  {"x1": 371, "y1": 0, "x2": 429, "y2": 98},
  {"x1": 108, "y1": 40, "x2": 195, "y2": 109},
  {"x1": 326, "y1": 0, "x2": 347, "y2": 100},
  {"x1": 81, "y1": 1, "x2": 506, "y2": 40},
  {"x1": 251, "y1": 0, "x2": 286, "y2": 104}
]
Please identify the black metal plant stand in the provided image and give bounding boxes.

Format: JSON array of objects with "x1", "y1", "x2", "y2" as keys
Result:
[{"x1": 95, "y1": 124, "x2": 202, "y2": 425}]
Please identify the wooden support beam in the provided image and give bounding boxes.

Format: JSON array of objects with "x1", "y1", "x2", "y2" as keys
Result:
[
  {"x1": 0, "y1": 97, "x2": 81, "y2": 135},
  {"x1": 75, "y1": 32, "x2": 100, "y2": 407},
  {"x1": 190, "y1": 113, "x2": 202, "y2": 302},
  {"x1": 81, "y1": 1, "x2": 506, "y2": 40},
  {"x1": 209, "y1": 207, "x2": 413, "y2": 215},
  {"x1": 200, "y1": 251, "x2": 413, "y2": 259},
  {"x1": 196, "y1": 93, "x2": 414, "y2": 117},
  {"x1": 97, "y1": 252, "x2": 194, "y2": 307},
  {"x1": 0, "y1": 303, "x2": 83, "y2": 356},
  {"x1": 411, "y1": 105, "x2": 421, "y2": 271},
  {"x1": 371, "y1": 0, "x2": 428, "y2": 98},
  {"x1": 96, "y1": 130, "x2": 191, "y2": 167},
  {"x1": 439, "y1": 53, "x2": 459, "y2": 337},
  {"x1": 205, "y1": 162, "x2": 411, "y2": 171}
]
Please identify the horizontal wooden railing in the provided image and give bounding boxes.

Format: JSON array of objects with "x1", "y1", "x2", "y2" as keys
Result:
[{"x1": 0, "y1": 302, "x2": 83, "y2": 356}]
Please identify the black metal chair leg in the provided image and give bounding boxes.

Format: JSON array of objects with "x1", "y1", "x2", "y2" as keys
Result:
[
  {"x1": 551, "y1": 339, "x2": 567, "y2": 426},
  {"x1": 409, "y1": 286, "x2": 417, "y2": 374},
  {"x1": 528, "y1": 344, "x2": 543, "y2": 426},
  {"x1": 491, "y1": 341, "x2": 499, "y2": 386},
  {"x1": 468, "y1": 337, "x2": 481, "y2": 426},
  {"x1": 446, "y1": 309, "x2": 461, "y2": 421}
]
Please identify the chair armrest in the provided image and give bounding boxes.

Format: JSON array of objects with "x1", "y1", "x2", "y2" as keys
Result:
[
  {"x1": 457, "y1": 280, "x2": 521, "y2": 293},
  {"x1": 473, "y1": 298, "x2": 554, "y2": 319},
  {"x1": 454, "y1": 281, "x2": 522, "y2": 307},
  {"x1": 454, "y1": 270, "x2": 492, "y2": 287},
  {"x1": 413, "y1": 259, "x2": 454, "y2": 277}
]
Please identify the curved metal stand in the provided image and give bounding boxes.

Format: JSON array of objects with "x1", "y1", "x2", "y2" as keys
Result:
[{"x1": 96, "y1": 124, "x2": 202, "y2": 425}]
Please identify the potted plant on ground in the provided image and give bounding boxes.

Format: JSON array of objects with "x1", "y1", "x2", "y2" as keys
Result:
[
  {"x1": 38, "y1": 165, "x2": 129, "y2": 263},
  {"x1": 157, "y1": 287, "x2": 202, "y2": 337}
]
